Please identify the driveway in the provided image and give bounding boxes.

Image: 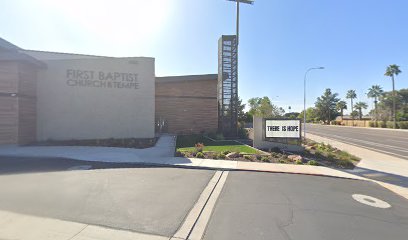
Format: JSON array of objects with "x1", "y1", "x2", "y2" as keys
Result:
[
  {"x1": 0, "y1": 165, "x2": 215, "y2": 237},
  {"x1": 203, "y1": 171, "x2": 408, "y2": 240}
]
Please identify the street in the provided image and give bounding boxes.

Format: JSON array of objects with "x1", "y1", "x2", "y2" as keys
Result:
[
  {"x1": 1, "y1": 157, "x2": 408, "y2": 240},
  {"x1": 306, "y1": 124, "x2": 408, "y2": 160}
]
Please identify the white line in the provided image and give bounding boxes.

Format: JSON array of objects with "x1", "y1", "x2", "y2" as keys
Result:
[
  {"x1": 172, "y1": 171, "x2": 227, "y2": 240},
  {"x1": 187, "y1": 171, "x2": 229, "y2": 240}
]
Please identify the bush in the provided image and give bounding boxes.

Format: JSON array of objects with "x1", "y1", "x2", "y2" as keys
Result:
[
  {"x1": 215, "y1": 133, "x2": 225, "y2": 140},
  {"x1": 380, "y1": 121, "x2": 387, "y2": 128},
  {"x1": 307, "y1": 160, "x2": 319, "y2": 166},
  {"x1": 261, "y1": 157, "x2": 270, "y2": 162},
  {"x1": 295, "y1": 159, "x2": 303, "y2": 164},
  {"x1": 237, "y1": 128, "x2": 249, "y2": 139},
  {"x1": 195, "y1": 152, "x2": 205, "y2": 158},
  {"x1": 244, "y1": 155, "x2": 252, "y2": 161},
  {"x1": 278, "y1": 159, "x2": 286, "y2": 163},
  {"x1": 386, "y1": 121, "x2": 397, "y2": 129},
  {"x1": 175, "y1": 151, "x2": 184, "y2": 157},
  {"x1": 398, "y1": 121, "x2": 408, "y2": 129},
  {"x1": 256, "y1": 155, "x2": 262, "y2": 161},
  {"x1": 195, "y1": 143, "x2": 205, "y2": 152},
  {"x1": 270, "y1": 147, "x2": 282, "y2": 153},
  {"x1": 216, "y1": 153, "x2": 226, "y2": 159},
  {"x1": 222, "y1": 150, "x2": 231, "y2": 155},
  {"x1": 369, "y1": 121, "x2": 379, "y2": 128}
]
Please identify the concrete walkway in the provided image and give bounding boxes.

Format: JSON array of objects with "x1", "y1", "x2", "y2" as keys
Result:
[{"x1": 0, "y1": 135, "x2": 176, "y2": 163}]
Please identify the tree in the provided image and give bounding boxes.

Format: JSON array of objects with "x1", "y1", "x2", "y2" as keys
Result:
[
  {"x1": 385, "y1": 64, "x2": 402, "y2": 128},
  {"x1": 367, "y1": 85, "x2": 384, "y2": 120},
  {"x1": 354, "y1": 101, "x2": 368, "y2": 120},
  {"x1": 315, "y1": 88, "x2": 340, "y2": 124},
  {"x1": 346, "y1": 90, "x2": 357, "y2": 119},
  {"x1": 247, "y1": 96, "x2": 283, "y2": 118},
  {"x1": 336, "y1": 100, "x2": 347, "y2": 118},
  {"x1": 237, "y1": 97, "x2": 246, "y2": 123},
  {"x1": 298, "y1": 107, "x2": 319, "y2": 123}
]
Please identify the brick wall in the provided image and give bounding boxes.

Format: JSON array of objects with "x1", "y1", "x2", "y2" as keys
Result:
[
  {"x1": 155, "y1": 76, "x2": 218, "y2": 134},
  {"x1": 0, "y1": 61, "x2": 37, "y2": 144}
]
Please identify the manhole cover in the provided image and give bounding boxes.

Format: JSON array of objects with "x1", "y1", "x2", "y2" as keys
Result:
[
  {"x1": 352, "y1": 194, "x2": 391, "y2": 209},
  {"x1": 67, "y1": 165, "x2": 92, "y2": 171}
]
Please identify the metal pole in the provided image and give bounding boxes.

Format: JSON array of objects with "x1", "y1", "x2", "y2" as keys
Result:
[
  {"x1": 303, "y1": 70, "x2": 309, "y2": 141},
  {"x1": 236, "y1": 1, "x2": 240, "y2": 46},
  {"x1": 303, "y1": 67, "x2": 324, "y2": 141}
]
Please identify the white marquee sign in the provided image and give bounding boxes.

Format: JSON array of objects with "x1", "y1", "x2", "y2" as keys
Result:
[{"x1": 265, "y1": 119, "x2": 301, "y2": 139}]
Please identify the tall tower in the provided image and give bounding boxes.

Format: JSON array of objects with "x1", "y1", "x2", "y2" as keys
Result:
[{"x1": 218, "y1": 35, "x2": 238, "y2": 137}]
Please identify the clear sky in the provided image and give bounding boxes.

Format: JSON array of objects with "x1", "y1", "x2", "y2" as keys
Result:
[{"x1": 1, "y1": 0, "x2": 407, "y2": 114}]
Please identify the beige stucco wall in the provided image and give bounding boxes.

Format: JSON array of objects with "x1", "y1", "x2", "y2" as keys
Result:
[{"x1": 36, "y1": 57, "x2": 155, "y2": 140}]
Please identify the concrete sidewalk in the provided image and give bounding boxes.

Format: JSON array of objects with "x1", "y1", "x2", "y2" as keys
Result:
[
  {"x1": 0, "y1": 135, "x2": 176, "y2": 163},
  {"x1": 0, "y1": 209, "x2": 167, "y2": 240}
]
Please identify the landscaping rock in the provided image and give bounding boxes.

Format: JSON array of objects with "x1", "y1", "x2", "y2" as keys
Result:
[
  {"x1": 226, "y1": 152, "x2": 241, "y2": 159},
  {"x1": 287, "y1": 155, "x2": 303, "y2": 162}
]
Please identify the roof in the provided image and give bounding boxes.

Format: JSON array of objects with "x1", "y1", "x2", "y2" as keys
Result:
[
  {"x1": 156, "y1": 74, "x2": 218, "y2": 83},
  {"x1": 0, "y1": 51, "x2": 46, "y2": 68},
  {"x1": 0, "y1": 38, "x2": 21, "y2": 51}
]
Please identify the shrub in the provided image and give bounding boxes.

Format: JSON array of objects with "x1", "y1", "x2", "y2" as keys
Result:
[
  {"x1": 307, "y1": 160, "x2": 319, "y2": 166},
  {"x1": 256, "y1": 155, "x2": 262, "y2": 160},
  {"x1": 222, "y1": 150, "x2": 231, "y2": 155},
  {"x1": 398, "y1": 121, "x2": 408, "y2": 129},
  {"x1": 215, "y1": 133, "x2": 225, "y2": 140},
  {"x1": 175, "y1": 151, "x2": 184, "y2": 157},
  {"x1": 380, "y1": 121, "x2": 387, "y2": 128},
  {"x1": 195, "y1": 143, "x2": 205, "y2": 152},
  {"x1": 295, "y1": 159, "x2": 303, "y2": 164},
  {"x1": 261, "y1": 157, "x2": 270, "y2": 162},
  {"x1": 217, "y1": 153, "x2": 226, "y2": 159},
  {"x1": 244, "y1": 155, "x2": 252, "y2": 160},
  {"x1": 369, "y1": 121, "x2": 378, "y2": 128},
  {"x1": 386, "y1": 121, "x2": 397, "y2": 129},
  {"x1": 237, "y1": 128, "x2": 249, "y2": 139},
  {"x1": 278, "y1": 159, "x2": 286, "y2": 163},
  {"x1": 270, "y1": 147, "x2": 282, "y2": 153},
  {"x1": 195, "y1": 152, "x2": 205, "y2": 158}
]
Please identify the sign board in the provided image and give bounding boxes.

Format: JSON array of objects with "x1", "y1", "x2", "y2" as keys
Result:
[{"x1": 264, "y1": 119, "x2": 301, "y2": 139}]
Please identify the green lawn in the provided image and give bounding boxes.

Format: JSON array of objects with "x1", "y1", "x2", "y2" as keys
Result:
[{"x1": 176, "y1": 134, "x2": 259, "y2": 154}]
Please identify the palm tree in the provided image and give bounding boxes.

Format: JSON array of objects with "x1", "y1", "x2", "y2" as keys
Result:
[
  {"x1": 354, "y1": 102, "x2": 368, "y2": 120},
  {"x1": 336, "y1": 100, "x2": 347, "y2": 118},
  {"x1": 384, "y1": 64, "x2": 402, "y2": 128},
  {"x1": 367, "y1": 85, "x2": 384, "y2": 121},
  {"x1": 346, "y1": 90, "x2": 357, "y2": 119}
]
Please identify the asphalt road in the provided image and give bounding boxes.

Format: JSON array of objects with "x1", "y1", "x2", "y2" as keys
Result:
[
  {"x1": 203, "y1": 171, "x2": 408, "y2": 240},
  {"x1": 306, "y1": 124, "x2": 408, "y2": 160},
  {"x1": 0, "y1": 157, "x2": 215, "y2": 237}
]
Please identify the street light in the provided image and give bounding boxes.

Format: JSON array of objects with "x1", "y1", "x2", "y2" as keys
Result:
[
  {"x1": 226, "y1": 0, "x2": 254, "y2": 46},
  {"x1": 303, "y1": 67, "x2": 324, "y2": 140}
]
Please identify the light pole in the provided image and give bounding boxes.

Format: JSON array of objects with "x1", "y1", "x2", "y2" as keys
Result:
[
  {"x1": 303, "y1": 67, "x2": 324, "y2": 140},
  {"x1": 227, "y1": 0, "x2": 254, "y2": 46}
]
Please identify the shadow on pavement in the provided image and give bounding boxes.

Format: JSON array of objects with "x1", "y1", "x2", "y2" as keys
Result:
[
  {"x1": 0, "y1": 155, "x2": 196, "y2": 175},
  {"x1": 344, "y1": 166, "x2": 408, "y2": 188}
]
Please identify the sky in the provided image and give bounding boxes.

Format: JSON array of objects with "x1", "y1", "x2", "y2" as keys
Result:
[{"x1": 1, "y1": 0, "x2": 407, "y2": 114}]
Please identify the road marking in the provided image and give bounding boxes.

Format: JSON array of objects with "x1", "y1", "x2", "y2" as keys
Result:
[
  {"x1": 172, "y1": 170, "x2": 229, "y2": 240},
  {"x1": 352, "y1": 194, "x2": 391, "y2": 209}
]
